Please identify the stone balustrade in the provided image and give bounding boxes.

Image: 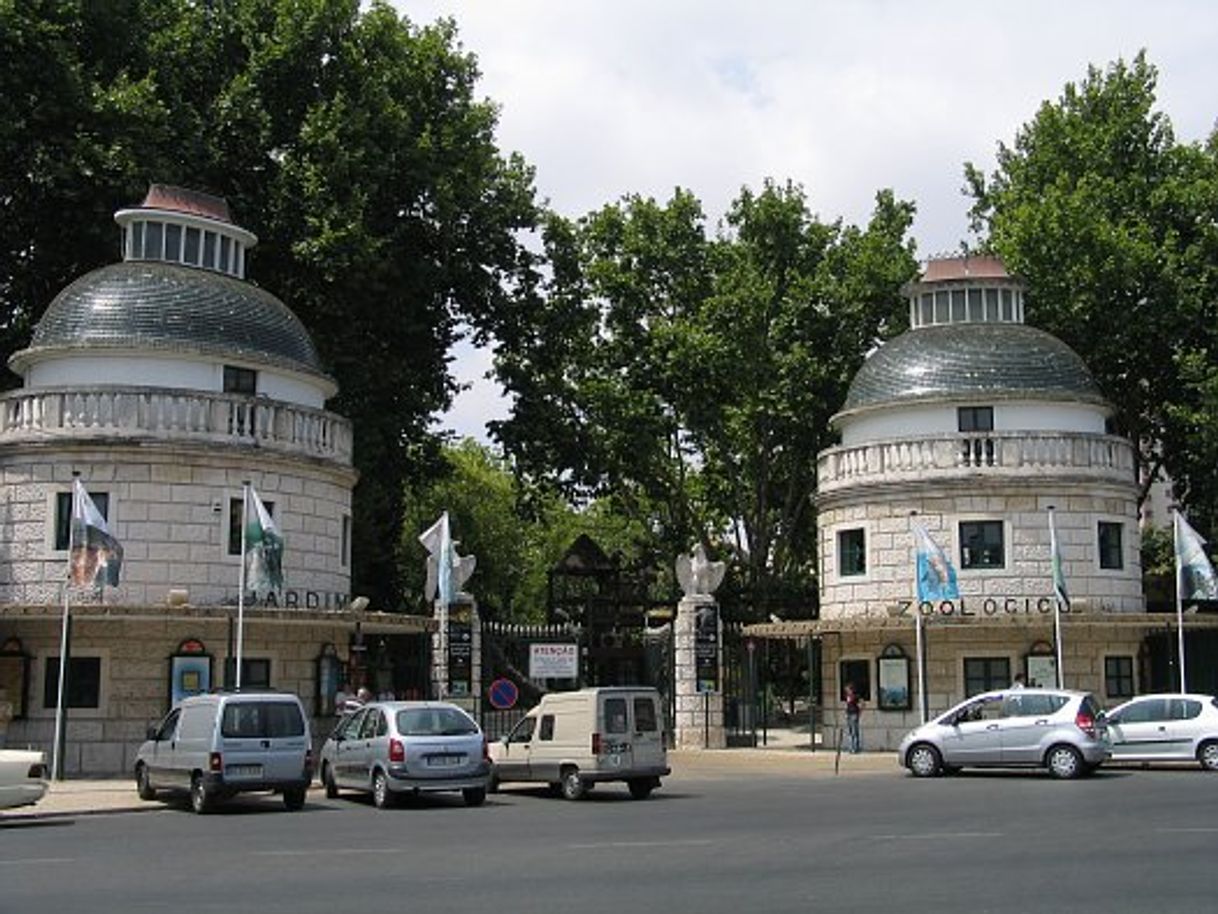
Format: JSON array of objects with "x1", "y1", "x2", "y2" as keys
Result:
[
  {"x1": 0, "y1": 386, "x2": 352, "y2": 464},
  {"x1": 818, "y1": 431, "x2": 1135, "y2": 494}
]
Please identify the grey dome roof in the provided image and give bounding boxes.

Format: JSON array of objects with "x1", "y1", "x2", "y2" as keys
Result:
[
  {"x1": 839, "y1": 323, "x2": 1107, "y2": 417},
  {"x1": 12, "y1": 262, "x2": 329, "y2": 381}
]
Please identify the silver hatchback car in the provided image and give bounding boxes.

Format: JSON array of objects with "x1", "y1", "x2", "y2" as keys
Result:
[
  {"x1": 319, "y1": 701, "x2": 490, "y2": 808},
  {"x1": 1103, "y1": 693, "x2": 1218, "y2": 770},
  {"x1": 898, "y1": 688, "x2": 1109, "y2": 779}
]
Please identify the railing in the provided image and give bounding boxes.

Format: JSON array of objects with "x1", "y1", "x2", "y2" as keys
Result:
[
  {"x1": 0, "y1": 386, "x2": 353, "y2": 464},
  {"x1": 818, "y1": 431, "x2": 1135, "y2": 494}
]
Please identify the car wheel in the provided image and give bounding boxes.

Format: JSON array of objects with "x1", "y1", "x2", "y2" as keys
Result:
[
  {"x1": 283, "y1": 787, "x2": 307, "y2": 811},
  {"x1": 1198, "y1": 740, "x2": 1218, "y2": 771},
  {"x1": 372, "y1": 770, "x2": 394, "y2": 809},
  {"x1": 1047, "y1": 744, "x2": 1084, "y2": 780},
  {"x1": 190, "y1": 773, "x2": 213, "y2": 814},
  {"x1": 136, "y1": 763, "x2": 156, "y2": 801},
  {"x1": 906, "y1": 743, "x2": 943, "y2": 778},
  {"x1": 463, "y1": 787, "x2": 487, "y2": 807},
  {"x1": 627, "y1": 778, "x2": 654, "y2": 800},
  {"x1": 560, "y1": 768, "x2": 585, "y2": 801},
  {"x1": 323, "y1": 763, "x2": 339, "y2": 799}
]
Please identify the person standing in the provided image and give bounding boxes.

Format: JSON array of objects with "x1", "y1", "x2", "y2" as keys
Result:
[{"x1": 844, "y1": 682, "x2": 863, "y2": 754}]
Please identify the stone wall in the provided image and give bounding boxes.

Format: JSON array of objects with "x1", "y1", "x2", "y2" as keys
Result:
[
  {"x1": 818, "y1": 486, "x2": 1143, "y2": 620},
  {"x1": 0, "y1": 445, "x2": 355, "y2": 608}
]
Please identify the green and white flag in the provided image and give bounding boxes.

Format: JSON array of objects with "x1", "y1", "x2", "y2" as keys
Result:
[
  {"x1": 244, "y1": 485, "x2": 283, "y2": 593},
  {"x1": 1048, "y1": 508, "x2": 1069, "y2": 609},
  {"x1": 1175, "y1": 511, "x2": 1218, "y2": 602},
  {"x1": 69, "y1": 477, "x2": 123, "y2": 589}
]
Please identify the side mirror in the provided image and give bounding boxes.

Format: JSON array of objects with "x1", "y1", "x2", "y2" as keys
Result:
[
  {"x1": 146, "y1": 725, "x2": 158, "y2": 741},
  {"x1": 499, "y1": 735, "x2": 509, "y2": 745}
]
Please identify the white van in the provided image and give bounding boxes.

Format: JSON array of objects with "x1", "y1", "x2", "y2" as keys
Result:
[
  {"x1": 134, "y1": 691, "x2": 313, "y2": 813},
  {"x1": 488, "y1": 687, "x2": 669, "y2": 799}
]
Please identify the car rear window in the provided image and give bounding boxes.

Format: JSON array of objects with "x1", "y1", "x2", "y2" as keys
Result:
[
  {"x1": 634, "y1": 697, "x2": 658, "y2": 732},
  {"x1": 221, "y1": 701, "x2": 305, "y2": 738},
  {"x1": 396, "y1": 707, "x2": 478, "y2": 736},
  {"x1": 605, "y1": 698, "x2": 628, "y2": 734}
]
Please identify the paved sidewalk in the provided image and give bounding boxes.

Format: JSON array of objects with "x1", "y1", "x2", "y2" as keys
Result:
[{"x1": 1, "y1": 739, "x2": 898, "y2": 821}]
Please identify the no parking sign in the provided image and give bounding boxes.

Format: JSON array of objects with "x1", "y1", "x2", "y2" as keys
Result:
[{"x1": 488, "y1": 678, "x2": 519, "y2": 710}]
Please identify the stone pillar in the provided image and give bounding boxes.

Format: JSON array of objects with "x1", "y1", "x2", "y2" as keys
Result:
[
  {"x1": 674, "y1": 595, "x2": 725, "y2": 749},
  {"x1": 430, "y1": 595, "x2": 480, "y2": 716}
]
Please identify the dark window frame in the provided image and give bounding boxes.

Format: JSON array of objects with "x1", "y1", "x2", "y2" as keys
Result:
[
  {"x1": 42, "y1": 656, "x2": 102, "y2": 709},
  {"x1": 222, "y1": 657, "x2": 271, "y2": 690},
  {"x1": 960, "y1": 520, "x2": 1005, "y2": 569},
  {"x1": 838, "y1": 659, "x2": 871, "y2": 702},
  {"x1": 228, "y1": 497, "x2": 274, "y2": 556},
  {"x1": 1098, "y1": 521, "x2": 1123, "y2": 570},
  {"x1": 963, "y1": 656, "x2": 1010, "y2": 697},
  {"x1": 55, "y1": 490, "x2": 110, "y2": 551},
  {"x1": 223, "y1": 365, "x2": 257, "y2": 396},
  {"x1": 837, "y1": 527, "x2": 866, "y2": 577},
  {"x1": 1104, "y1": 655, "x2": 1135, "y2": 699},
  {"x1": 957, "y1": 406, "x2": 994, "y2": 432}
]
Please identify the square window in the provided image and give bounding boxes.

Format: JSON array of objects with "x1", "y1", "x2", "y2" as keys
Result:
[
  {"x1": 203, "y1": 231, "x2": 216, "y2": 268},
  {"x1": 963, "y1": 656, "x2": 1010, "y2": 697},
  {"x1": 165, "y1": 223, "x2": 182, "y2": 261},
  {"x1": 951, "y1": 290, "x2": 966, "y2": 321},
  {"x1": 223, "y1": 657, "x2": 271, "y2": 690},
  {"x1": 145, "y1": 222, "x2": 163, "y2": 260},
  {"x1": 55, "y1": 490, "x2": 110, "y2": 551},
  {"x1": 967, "y1": 289, "x2": 984, "y2": 321},
  {"x1": 960, "y1": 521, "x2": 1004, "y2": 569},
  {"x1": 184, "y1": 227, "x2": 201, "y2": 265},
  {"x1": 1105, "y1": 656, "x2": 1134, "y2": 699},
  {"x1": 228, "y1": 497, "x2": 274, "y2": 555},
  {"x1": 1098, "y1": 521, "x2": 1123, "y2": 570},
  {"x1": 837, "y1": 528, "x2": 866, "y2": 577},
  {"x1": 43, "y1": 656, "x2": 101, "y2": 709},
  {"x1": 957, "y1": 406, "x2": 994, "y2": 432},
  {"x1": 223, "y1": 365, "x2": 257, "y2": 395}
]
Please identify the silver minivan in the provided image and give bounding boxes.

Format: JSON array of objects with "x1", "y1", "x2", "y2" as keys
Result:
[
  {"x1": 134, "y1": 691, "x2": 313, "y2": 813},
  {"x1": 898, "y1": 688, "x2": 1109, "y2": 779}
]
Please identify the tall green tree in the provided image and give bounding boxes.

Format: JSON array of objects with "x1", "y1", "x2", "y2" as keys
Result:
[
  {"x1": 0, "y1": 0, "x2": 539, "y2": 607},
  {"x1": 965, "y1": 52, "x2": 1218, "y2": 530},
  {"x1": 490, "y1": 182, "x2": 917, "y2": 617},
  {"x1": 399, "y1": 439, "x2": 652, "y2": 622}
]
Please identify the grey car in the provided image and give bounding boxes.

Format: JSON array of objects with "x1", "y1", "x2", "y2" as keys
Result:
[
  {"x1": 1103, "y1": 693, "x2": 1218, "y2": 770},
  {"x1": 898, "y1": 688, "x2": 1109, "y2": 779},
  {"x1": 318, "y1": 701, "x2": 490, "y2": 808}
]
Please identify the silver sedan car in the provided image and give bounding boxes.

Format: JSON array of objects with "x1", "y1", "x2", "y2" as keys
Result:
[
  {"x1": 319, "y1": 701, "x2": 490, "y2": 808},
  {"x1": 1103, "y1": 693, "x2": 1218, "y2": 770},
  {"x1": 898, "y1": 688, "x2": 1109, "y2": 779}
]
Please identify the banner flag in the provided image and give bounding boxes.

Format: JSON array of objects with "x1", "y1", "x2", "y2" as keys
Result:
[
  {"x1": 912, "y1": 522, "x2": 959, "y2": 603},
  {"x1": 69, "y1": 478, "x2": 123, "y2": 588},
  {"x1": 419, "y1": 511, "x2": 454, "y2": 606},
  {"x1": 244, "y1": 485, "x2": 284, "y2": 593},
  {"x1": 1175, "y1": 512, "x2": 1218, "y2": 602},
  {"x1": 1049, "y1": 509, "x2": 1070, "y2": 608}
]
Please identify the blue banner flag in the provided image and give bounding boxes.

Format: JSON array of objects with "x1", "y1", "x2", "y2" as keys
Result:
[
  {"x1": 69, "y1": 478, "x2": 123, "y2": 588},
  {"x1": 913, "y1": 522, "x2": 959, "y2": 603},
  {"x1": 1175, "y1": 512, "x2": 1218, "y2": 602}
]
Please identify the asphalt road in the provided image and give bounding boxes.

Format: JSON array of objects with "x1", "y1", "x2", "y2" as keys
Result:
[{"x1": 3, "y1": 763, "x2": 1217, "y2": 914}]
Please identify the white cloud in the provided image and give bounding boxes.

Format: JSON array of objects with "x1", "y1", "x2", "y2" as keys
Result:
[{"x1": 397, "y1": 0, "x2": 1218, "y2": 438}]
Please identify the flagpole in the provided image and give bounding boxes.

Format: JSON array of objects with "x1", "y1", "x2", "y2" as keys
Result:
[
  {"x1": 236, "y1": 480, "x2": 249, "y2": 690},
  {"x1": 1047, "y1": 507, "x2": 1066, "y2": 688},
  {"x1": 52, "y1": 474, "x2": 80, "y2": 781},
  {"x1": 915, "y1": 608, "x2": 926, "y2": 724},
  {"x1": 1173, "y1": 511, "x2": 1187, "y2": 691}
]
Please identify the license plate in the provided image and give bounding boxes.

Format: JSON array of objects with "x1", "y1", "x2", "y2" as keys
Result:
[
  {"x1": 426, "y1": 754, "x2": 463, "y2": 767},
  {"x1": 227, "y1": 764, "x2": 263, "y2": 777}
]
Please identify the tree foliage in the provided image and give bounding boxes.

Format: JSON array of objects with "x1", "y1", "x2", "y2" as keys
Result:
[
  {"x1": 489, "y1": 181, "x2": 917, "y2": 617},
  {"x1": 965, "y1": 52, "x2": 1218, "y2": 532},
  {"x1": 398, "y1": 439, "x2": 652, "y2": 622},
  {"x1": 0, "y1": 0, "x2": 539, "y2": 608}
]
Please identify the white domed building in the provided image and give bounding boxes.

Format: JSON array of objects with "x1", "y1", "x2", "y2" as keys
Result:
[
  {"x1": 0, "y1": 186, "x2": 431, "y2": 773},
  {"x1": 750, "y1": 255, "x2": 1217, "y2": 749}
]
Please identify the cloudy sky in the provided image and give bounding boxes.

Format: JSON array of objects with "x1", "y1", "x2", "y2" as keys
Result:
[{"x1": 396, "y1": 0, "x2": 1218, "y2": 441}]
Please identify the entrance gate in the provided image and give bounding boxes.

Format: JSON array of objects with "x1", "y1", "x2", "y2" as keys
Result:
[{"x1": 478, "y1": 619, "x2": 675, "y2": 743}]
